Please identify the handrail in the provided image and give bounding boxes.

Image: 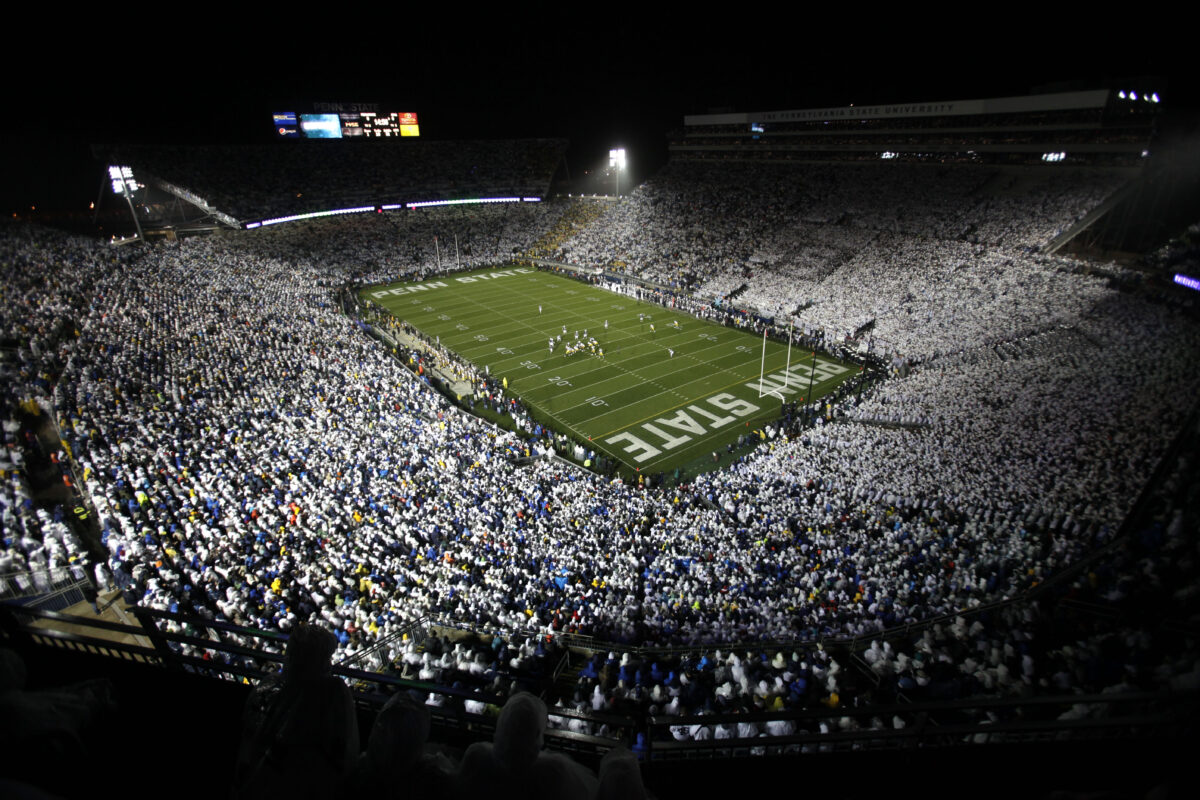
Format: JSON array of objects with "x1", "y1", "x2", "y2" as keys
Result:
[
  {"x1": 4, "y1": 598, "x2": 1192, "y2": 760},
  {"x1": 0, "y1": 564, "x2": 89, "y2": 600}
]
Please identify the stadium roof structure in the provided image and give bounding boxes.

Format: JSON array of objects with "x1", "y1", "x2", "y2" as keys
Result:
[
  {"x1": 674, "y1": 89, "x2": 1162, "y2": 168},
  {"x1": 683, "y1": 89, "x2": 1118, "y2": 125}
]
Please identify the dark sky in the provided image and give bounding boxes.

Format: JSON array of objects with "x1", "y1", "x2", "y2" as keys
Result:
[{"x1": 4, "y1": 17, "x2": 1190, "y2": 213}]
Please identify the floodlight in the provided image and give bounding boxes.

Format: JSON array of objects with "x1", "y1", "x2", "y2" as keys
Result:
[
  {"x1": 1151, "y1": 93, "x2": 1160, "y2": 103},
  {"x1": 1118, "y1": 90, "x2": 1126, "y2": 99},
  {"x1": 1130, "y1": 91, "x2": 1138, "y2": 100},
  {"x1": 609, "y1": 148, "x2": 628, "y2": 197}
]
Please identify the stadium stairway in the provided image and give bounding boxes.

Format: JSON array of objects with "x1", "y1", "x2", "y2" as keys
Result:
[
  {"x1": 551, "y1": 649, "x2": 580, "y2": 701},
  {"x1": 31, "y1": 590, "x2": 155, "y2": 652},
  {"x1": 724, "y1": 283, "x2": 750, "y2": 302}
]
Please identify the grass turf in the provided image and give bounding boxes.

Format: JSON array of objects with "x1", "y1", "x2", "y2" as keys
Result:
[{"x1": 362, "y1": 266, "x2": 860, "y2": 478}]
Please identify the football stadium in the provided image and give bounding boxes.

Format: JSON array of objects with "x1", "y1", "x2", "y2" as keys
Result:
[{"x1": 2, "y1": 54, "x2": 1199, "y2": 798}]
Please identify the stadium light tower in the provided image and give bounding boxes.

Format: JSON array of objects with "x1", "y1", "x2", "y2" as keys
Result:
[
  {"x1": 609, "y1": 148, "x2": 627, "y2": 197},
  {"x1": 108, "y1": 165, "x2": 144, "y2": 242}
]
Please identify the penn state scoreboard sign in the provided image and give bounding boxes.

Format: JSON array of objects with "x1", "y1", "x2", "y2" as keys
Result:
[{"x1": 272, "y1": 103, "x2": 419, "y2": 139}]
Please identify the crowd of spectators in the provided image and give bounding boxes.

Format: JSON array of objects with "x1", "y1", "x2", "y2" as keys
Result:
[
  {"x1": 558, "y1": 162, "x2": 1126, "y2": 359},
  {"x1": 547, "y1": 406, "x2": 1197, "y2": 751},
  {"x1": 1, "y1": 227, "x2": 128, "y2": 589},
  {"x1": 1144, "y1": 220, "x2": 1200, "y2": 280},
  {"x1": 2, "y1": 153, "x2": 1197, "y2": 775},
  {"x1": 239, "y1": 201, "x2": 571, "y2": 286}
]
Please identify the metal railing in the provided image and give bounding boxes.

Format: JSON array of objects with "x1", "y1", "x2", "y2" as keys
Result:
[
  {"x1": 4, "y1": 599, "x2": 1192, "y2": 762},
  {"x1": 0, "y1": 564, "x2": 89, "y2": 602}
]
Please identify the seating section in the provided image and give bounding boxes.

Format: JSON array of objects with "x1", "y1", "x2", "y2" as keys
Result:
[{"x1": 2, "y1": 151, "x2": 1198, "y2": 791}]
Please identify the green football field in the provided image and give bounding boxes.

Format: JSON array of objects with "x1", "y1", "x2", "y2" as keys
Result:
[{"x1": 363, "y1": 266, "x2": 860, "y2": 476}]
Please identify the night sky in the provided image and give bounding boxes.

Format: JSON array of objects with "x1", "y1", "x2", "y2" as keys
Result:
[{"x1": 3, "y1": 18, "x2": 1190, "y2": 215}]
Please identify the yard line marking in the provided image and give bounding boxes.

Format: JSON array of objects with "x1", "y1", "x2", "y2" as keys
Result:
[{"x1": 555, "y1": 347, "x2": 816, "y2": 423}]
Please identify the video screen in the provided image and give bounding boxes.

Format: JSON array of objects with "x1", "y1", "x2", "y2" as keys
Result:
[{"x1": 299, "y1": 114, "x2": 343, "y2": 139}]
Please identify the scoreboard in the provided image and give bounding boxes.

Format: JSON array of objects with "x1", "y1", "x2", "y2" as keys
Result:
[
  {"x1": 274, "y1": 109, "x2": 419, "y2": 139},
  {"x1": 352, "y1": 111, "x2": 420, "y2": 138}
]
